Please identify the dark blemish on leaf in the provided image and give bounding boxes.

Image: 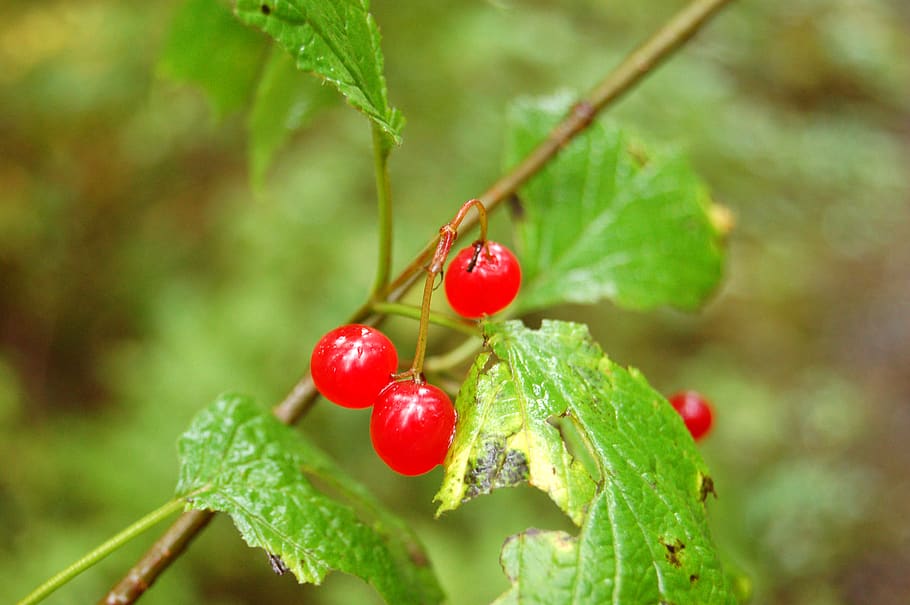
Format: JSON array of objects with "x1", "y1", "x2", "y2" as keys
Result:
[
  {"x1": 464, "y1": 441, "x2": 502, "y2": 499},
  {"x1": 479, "y1": 351, "x2": 498, "y2": 374},
  {"x1": 689, "y1": 574, "x2": 699, "y2": 584},
  {"x1": 698, "y1": 472, "x2": 717, "y2": 503},
  {"x1": 659, "y1": 537, "x2": 685, "y2": 568},
  {"x1": 500, "y1": 449, "x2": 530, "y2": 484},
  {"x1": 267, "y1": 552, "x2": 289, "y2": 575},
  {"x1": 464, "y1": 441, "x2": 529, "y2": 500},
  {"x1": 260, "y1": 4, "x2": 271, "y2": 15}
]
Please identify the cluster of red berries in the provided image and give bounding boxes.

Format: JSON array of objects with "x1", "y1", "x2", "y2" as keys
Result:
[
  {"x1": 668, "y1": 390, "x2": 714, "y2": 441},
  {"x1": 311, "y1": 323, "x2": 456, "y2": 475},
  {"x1": 310, "y1": 239, "x2": 522, "y2": 475}
]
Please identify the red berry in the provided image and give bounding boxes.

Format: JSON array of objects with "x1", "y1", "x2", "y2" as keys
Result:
[
  {"x1": 310, "y1": 324, "x2": 398, "y2": 409},
  {"x1": 444, "y1": 240, "x2": 521, "y2": 319},
  {"x1": 370, "y1": 381, "x2": 457, "y2": 476},
  {"x1": 669, "y1": 391, "x2": 714, "y2": 441}
]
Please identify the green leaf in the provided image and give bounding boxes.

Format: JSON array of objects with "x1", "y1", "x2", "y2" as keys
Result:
[
  {"x1": 248, "y1": 46, "x2": 337, "y2": 188},
  {"x1": 176, "y1": 394, "x2": 443, "y2": 605},
  {"x1": 436, "y1": 320, "x2": 736, "y2": 605},
  {"x1": 506, "y1": 93, "x2": 724, "y2": 312},
  {"x1": 235, "y1": 0, "x2": 404, "y2": 143},
  {"x1": 159, "y1": 0, "x2": 267, "y2": 115}
]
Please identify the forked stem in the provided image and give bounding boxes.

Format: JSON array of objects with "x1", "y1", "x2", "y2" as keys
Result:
[{"x1": 406, "y1": 198, "x2": 490, "y2": 378}]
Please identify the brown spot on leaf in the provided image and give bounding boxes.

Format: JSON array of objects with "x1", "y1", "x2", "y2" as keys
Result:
[
  {"x1": 690, "y1": 574, "x2": 699, "y2": 584},
  {"x1": 260, "y1": 4, "x2": 271, "y2": 14},
  {"x1": 659, "y1": 537, "x2": 686, "y2": 568}
]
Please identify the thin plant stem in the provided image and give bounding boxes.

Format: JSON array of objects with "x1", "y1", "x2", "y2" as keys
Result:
[
  {"x1": 423, "y1": 335, "x2": 485, "y2": 374},
  {"x1": 370, "y1": 124, "x2": 394, "y2": 297},
  {"x1": 18, "y1": 499, "x2": 184, "y2": 605},
  {"x1": 448, "y1": 199, "x2": 488, "y2": 245},
  {"x1": 99, "y1": 1, "x2": 736, "y2": 601},
  {"x1": 409, "y1": 266, "x2": 441, "y2": 378},
  {"x1": 371, "y1": 302, "x2": 479, "y2": 337}
]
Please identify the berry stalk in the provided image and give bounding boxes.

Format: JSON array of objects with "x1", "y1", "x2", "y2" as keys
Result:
[{"x1": 404, "y1": 198, "x2": 490, "y2": 379}]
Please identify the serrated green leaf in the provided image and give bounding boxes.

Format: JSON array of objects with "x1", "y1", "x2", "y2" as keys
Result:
[
  {"x1": 506, "y1": 93, "x2": 724, "y2": 312},
  {"x1": 248, "y1": 46, "x2": 337, "y2": 188},
  {"x1": 159, "y1": 0, "x2": 267, "y2": 115},
  {"x1": 235, "y1": 0, "x2": 403, "y2": 143},
  {"x1": 176, "y1": 394, "x2": 443, "y2": 605},
  {"x1": 436, "y1": 320, "x2": 735, "y2": 605}
]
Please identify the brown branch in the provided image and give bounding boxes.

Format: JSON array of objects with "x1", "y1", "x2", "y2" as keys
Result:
[
  {"x1": 98, "y1": 0, "x2": 734, "y2": 602},
  {"x1": 382, "y1": 0, "x2": 735, "y2": 304},
  {"x1": 100, "y1": 510, "x2": 213, "y2": 605}
]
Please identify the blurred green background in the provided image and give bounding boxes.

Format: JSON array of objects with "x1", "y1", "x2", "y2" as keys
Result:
[{"x1": 1, "y1": 0, "x2": 908, "y2": 603}]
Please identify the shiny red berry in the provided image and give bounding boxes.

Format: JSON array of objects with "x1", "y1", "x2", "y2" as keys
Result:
[
  {"x1": 370, "y1": 381, "x2": 457, "y2": 476},
  {"x1": 310, "y1": 324, "x2": 398, "y2": 409},
  {"x1": 444, "y1": 240, "x2": 521, "y2": 319},
  {"x1": 669, "y1": 391, "x2": 714, "y2": 441}
]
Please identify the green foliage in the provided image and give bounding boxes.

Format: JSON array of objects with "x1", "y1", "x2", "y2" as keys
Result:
[
  {"x1": 507, "y1": 94, "x2": 724, "y2": 313},
  {"x1": 159, "y1": 0, "x2": 267, "y2": 115},
  {"x1": 248, "y1": 46, "x2": 337, "y2": 187},
  {"x1": 5, "y1": 1, "x2": 905, "y2": 604},
  {"x1": 437, "y1": 320, "x2": 736, "y2": 604},
  {"x1": 235, "y1": 0, "x2": 404, "y2": 144},
  {"x1": 176, "y1": 394, "x2": 444, "y2": 605}
]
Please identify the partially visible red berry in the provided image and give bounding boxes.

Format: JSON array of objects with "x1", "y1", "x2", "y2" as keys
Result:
[
  {"x1": 310, "y1": 324, "x2": 398, "y2": 409},
  {"x1": 444, "y1": 240, "x2": 521, "y2": 319},
  {"x1": 370, "y1": 381, "x2": 457, "y2": 476},
  {"x1": 669, "y1": 391, "x2": 714, "y2": 441}
]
